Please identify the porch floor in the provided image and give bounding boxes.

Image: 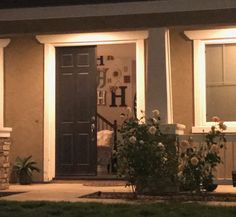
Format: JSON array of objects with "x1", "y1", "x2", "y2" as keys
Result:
[{"x1": 1, "y1": 182, "x2": 236, "y2": 205}]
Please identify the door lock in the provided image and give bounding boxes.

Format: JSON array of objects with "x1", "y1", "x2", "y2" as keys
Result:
[{"x1": 91, "y1": 123, "x2": 95, "y2": 133}]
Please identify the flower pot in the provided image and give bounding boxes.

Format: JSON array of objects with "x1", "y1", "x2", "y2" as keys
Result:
[
  {"x1": 19, "y1": 173, "x2": 32, "y2": 185},
  {"x1": 205, "y1": 183, "x2": 218, "y2": 192}
]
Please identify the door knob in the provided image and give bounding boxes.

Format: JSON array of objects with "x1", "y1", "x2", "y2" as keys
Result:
[{"x1": 91, "y1": 116, "x2": 96, "y2": 122}]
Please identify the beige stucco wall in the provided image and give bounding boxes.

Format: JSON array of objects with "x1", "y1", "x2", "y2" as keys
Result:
[
  {"x1": 4, "y1": 36, "x2": 44, "y2": 181},
  {"x1": 170, "y1": 28, "x2": 194, "y2": 133},
  {"x1": 1, "y1": 29, "x2": 195, "y2": 181}
]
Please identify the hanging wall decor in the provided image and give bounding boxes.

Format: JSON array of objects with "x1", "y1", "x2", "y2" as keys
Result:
[
  {"x1": 97, "y1": 90, "x2": 106, "y2": 105},
  {"x1": 110, "y1": 86, "x2": 127, "y2": 107},
  {"x1": 124, "y1": 75, "x2": 131, "y2": 83},
  {"x1": 97, "y1": 68, "x2": 108, "y2": 88}
]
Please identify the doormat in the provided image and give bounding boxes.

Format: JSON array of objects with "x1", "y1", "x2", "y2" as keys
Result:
[
  {"x1": 0, "y1": 191, "x2": 26, "y2": 198},
  {"x1": 82, "y1": 181, "x2": 126, "y2": 187},
  {"x1": 80, "y1": 191, "x2": 236, "y2": 202}
]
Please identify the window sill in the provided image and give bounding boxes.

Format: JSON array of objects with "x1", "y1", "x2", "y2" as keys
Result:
[{"x1": 192, "y1": 125, "x2": 236, "y2": 134}]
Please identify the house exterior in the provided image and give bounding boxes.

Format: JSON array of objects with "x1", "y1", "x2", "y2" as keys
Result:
[{"x1": 1, "y1": 0, "x2": 236, "y2": 186}]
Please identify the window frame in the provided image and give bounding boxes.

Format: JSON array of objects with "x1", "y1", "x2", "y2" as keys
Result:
[{"x1": 185, "y1": 28, "x2": 236, "y2": 133}]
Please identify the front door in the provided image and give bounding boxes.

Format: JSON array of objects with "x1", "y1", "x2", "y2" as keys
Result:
[{"x1": 56, "y1": 46, "x2": 97, "y2": 177}]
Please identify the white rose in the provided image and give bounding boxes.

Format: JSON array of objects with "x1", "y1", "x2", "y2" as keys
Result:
[
  {"x1": 180, "y1": 140, "x2": 189, "y2": 152},
  {"x1": 157, "y1": 142, "x2": 165, "y2": 151},
  {"x1": 152, "y1": 118, "x2": 158, "y2": 124},
  {"x1": 152, "y1": 109, "x2": 160, "y2": 118},
  {"x1": 129, "y1": 136, "x2": 136, "y2": 144},
  {"x1": 210, "y1": 144, "x2": 219, "y2": 154},
  {"x1": 148, "y1": 126, "x2": 157, "y2": 135},
  {"x1": 139, "y1": 140, "x2": 144, "y2": 145},
  {"x1": 163, "y1": 157, "x2": 167, "y2": 162},
  {"x1": 177, "y1": 171, "x2": 183, "y2": 177}
]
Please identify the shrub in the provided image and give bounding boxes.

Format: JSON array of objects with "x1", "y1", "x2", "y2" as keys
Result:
[
  {"x1": 178, "y1": 117, "x2": 227, "y2": 192},
  {"x1": 117, "y1": 109, "x2": 178, "y2": 194}
]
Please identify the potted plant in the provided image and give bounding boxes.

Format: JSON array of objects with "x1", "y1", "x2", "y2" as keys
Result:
[{"x1": 12, "y1": 156, "x2": 40, "y2": 185}]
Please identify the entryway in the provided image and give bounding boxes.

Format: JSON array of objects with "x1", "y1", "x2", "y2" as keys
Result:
[
  {"x1": 55, "y1": 43, "x2": 136, "y2": 178},
  {"x1": 36, "y1": 30, "x2": 148, "y2": 181}
]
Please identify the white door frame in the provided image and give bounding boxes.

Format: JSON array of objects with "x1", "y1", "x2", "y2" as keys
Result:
[{"x1": 36, "y1": 31, "x2": 148, "y2": 181}]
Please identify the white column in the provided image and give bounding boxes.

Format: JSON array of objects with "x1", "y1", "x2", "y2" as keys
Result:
[
  {"x1": 0, "y1": 39, "x2": 12, "y2": 138},
  {"x1": 136, "y1": 39, "x2": 146, "y2": 119},
  {"x1": 146, "y1": 28, "x2": 173, "y2": 123},
  {"x1": 43, "y1": 44, "x2": 56, "y2": 181}
]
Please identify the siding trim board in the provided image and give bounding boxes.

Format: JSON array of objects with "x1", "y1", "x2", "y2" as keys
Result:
[{"x1": 0, "y1": 0, "x2": 236, "y2": 22}]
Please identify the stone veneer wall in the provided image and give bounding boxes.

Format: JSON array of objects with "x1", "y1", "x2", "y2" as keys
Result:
[{"x1": 0, "y1": 137, "x2": 10, "y2": 190}]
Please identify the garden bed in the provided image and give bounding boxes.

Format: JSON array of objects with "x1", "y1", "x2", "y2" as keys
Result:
[{"x1": 80, "y1": 191, "x2": 236, "y2": 202}]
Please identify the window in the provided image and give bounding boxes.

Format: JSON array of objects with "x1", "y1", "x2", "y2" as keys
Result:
[
  {"x1": 206, "y1": 44, "x2": 236, "y2": 122},
  {"x1": 185, "y1": 28, "x2": 236, "y2": 133}
]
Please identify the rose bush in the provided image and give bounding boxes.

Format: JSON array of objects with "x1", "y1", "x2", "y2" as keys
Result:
[
  {"x1": 178, "y1": 117, "x2": 227, "y2": 192},
  {"x1": 117, "y1": 109, "x2": 178, "y2": 194},
  {"x1": 117, "y1": 108, "x2": 227, "y2": 195}
]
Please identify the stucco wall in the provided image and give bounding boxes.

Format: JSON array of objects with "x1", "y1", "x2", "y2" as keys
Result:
[
  {"x1": 4, "y1": 36, "x2": 44, "y2": 181},
  {"x1": 170, "y1": 28, "x2": 194, "y2": 133},
  {"x1": 1, "y1": 30, "x2": 195, "y2": 181}
]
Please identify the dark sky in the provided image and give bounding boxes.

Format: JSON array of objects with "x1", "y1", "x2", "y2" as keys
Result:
[{"x1": 0, "y1": 0, "x2": 156, "y2": 9}]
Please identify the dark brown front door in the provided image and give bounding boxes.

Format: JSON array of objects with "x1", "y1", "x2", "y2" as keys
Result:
[{"x1": 56, "y1": 46, "x2": 97, "y2": 177}]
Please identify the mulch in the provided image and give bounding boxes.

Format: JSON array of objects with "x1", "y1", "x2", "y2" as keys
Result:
[
  {"x1": 80, "y1": 191, "x2": 236, "y2": 202},
  {"x1": 82, "y1": 181, "x2": 126, "y2": 187},
  {"x1": 0, "y1": 191, "x2": 26, "y2": 198}
]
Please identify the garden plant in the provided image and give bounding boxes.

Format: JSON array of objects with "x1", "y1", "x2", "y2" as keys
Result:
[
  {"x1": 117, "y1": 108, "x2": 227, "y2": 194},
  {"x1": 178, "y1": 116, "x2": 227, "y2": 192},
  {"x1": 117, "y1": 108, "x2": 178, "y2": 194}
]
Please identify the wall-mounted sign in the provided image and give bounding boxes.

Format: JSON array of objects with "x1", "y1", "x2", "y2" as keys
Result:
[
  {"x1": 97, "y1": 90, "x2": 106, "y2": 105},
  {"x1": 97, "y1": 68, "x2": 108, "y2": 88},
  {"x1": 110, "y1": 86, "x2": 127, "y2": 107},
  {"x1": 124, "y1": 75, "x2": 131, "y2": 83},
  {"x1": 97, "y1": 56, "x2": 104, "y2": 66}
]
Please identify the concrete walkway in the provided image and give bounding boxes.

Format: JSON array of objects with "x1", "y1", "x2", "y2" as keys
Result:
[
  {"x1": 1, "y1": 182, "x2": 236, "y2": 205},
  {"x1": 0, "y1": 181, "x2": 132, "y2": 203}
]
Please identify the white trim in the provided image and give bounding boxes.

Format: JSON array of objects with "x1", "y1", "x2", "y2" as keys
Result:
[
  {"x1": 185, "y1": 28, "x2": 236, "y2": 133},
  {"x1": 136, "y1": 39, "x2": 146, "y2": 119},
  {"x1": 37, "y1": 31, "x2": 148, "y2": 181},
  {"x1": 165, "y1": 30, "x2": 173, "y2": 123},
  {"x1": 36, "y1": 31, "x2": 148, "y2": 44},
  {"x1": 0, "y1": 39, "x2": 12, "y2": 137},
  {"x1": 0, "y1": 127, "x2": 12, "y2": 138},
  {"x1": 43, "y1": 44, "x2": 56, "y2": 182},
  {"x1": 185, "y1": 28, "x2": 236, "y2": 40},
  {"x1": 1, "y1": 0, "x2": 236, "y2": 21}
]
